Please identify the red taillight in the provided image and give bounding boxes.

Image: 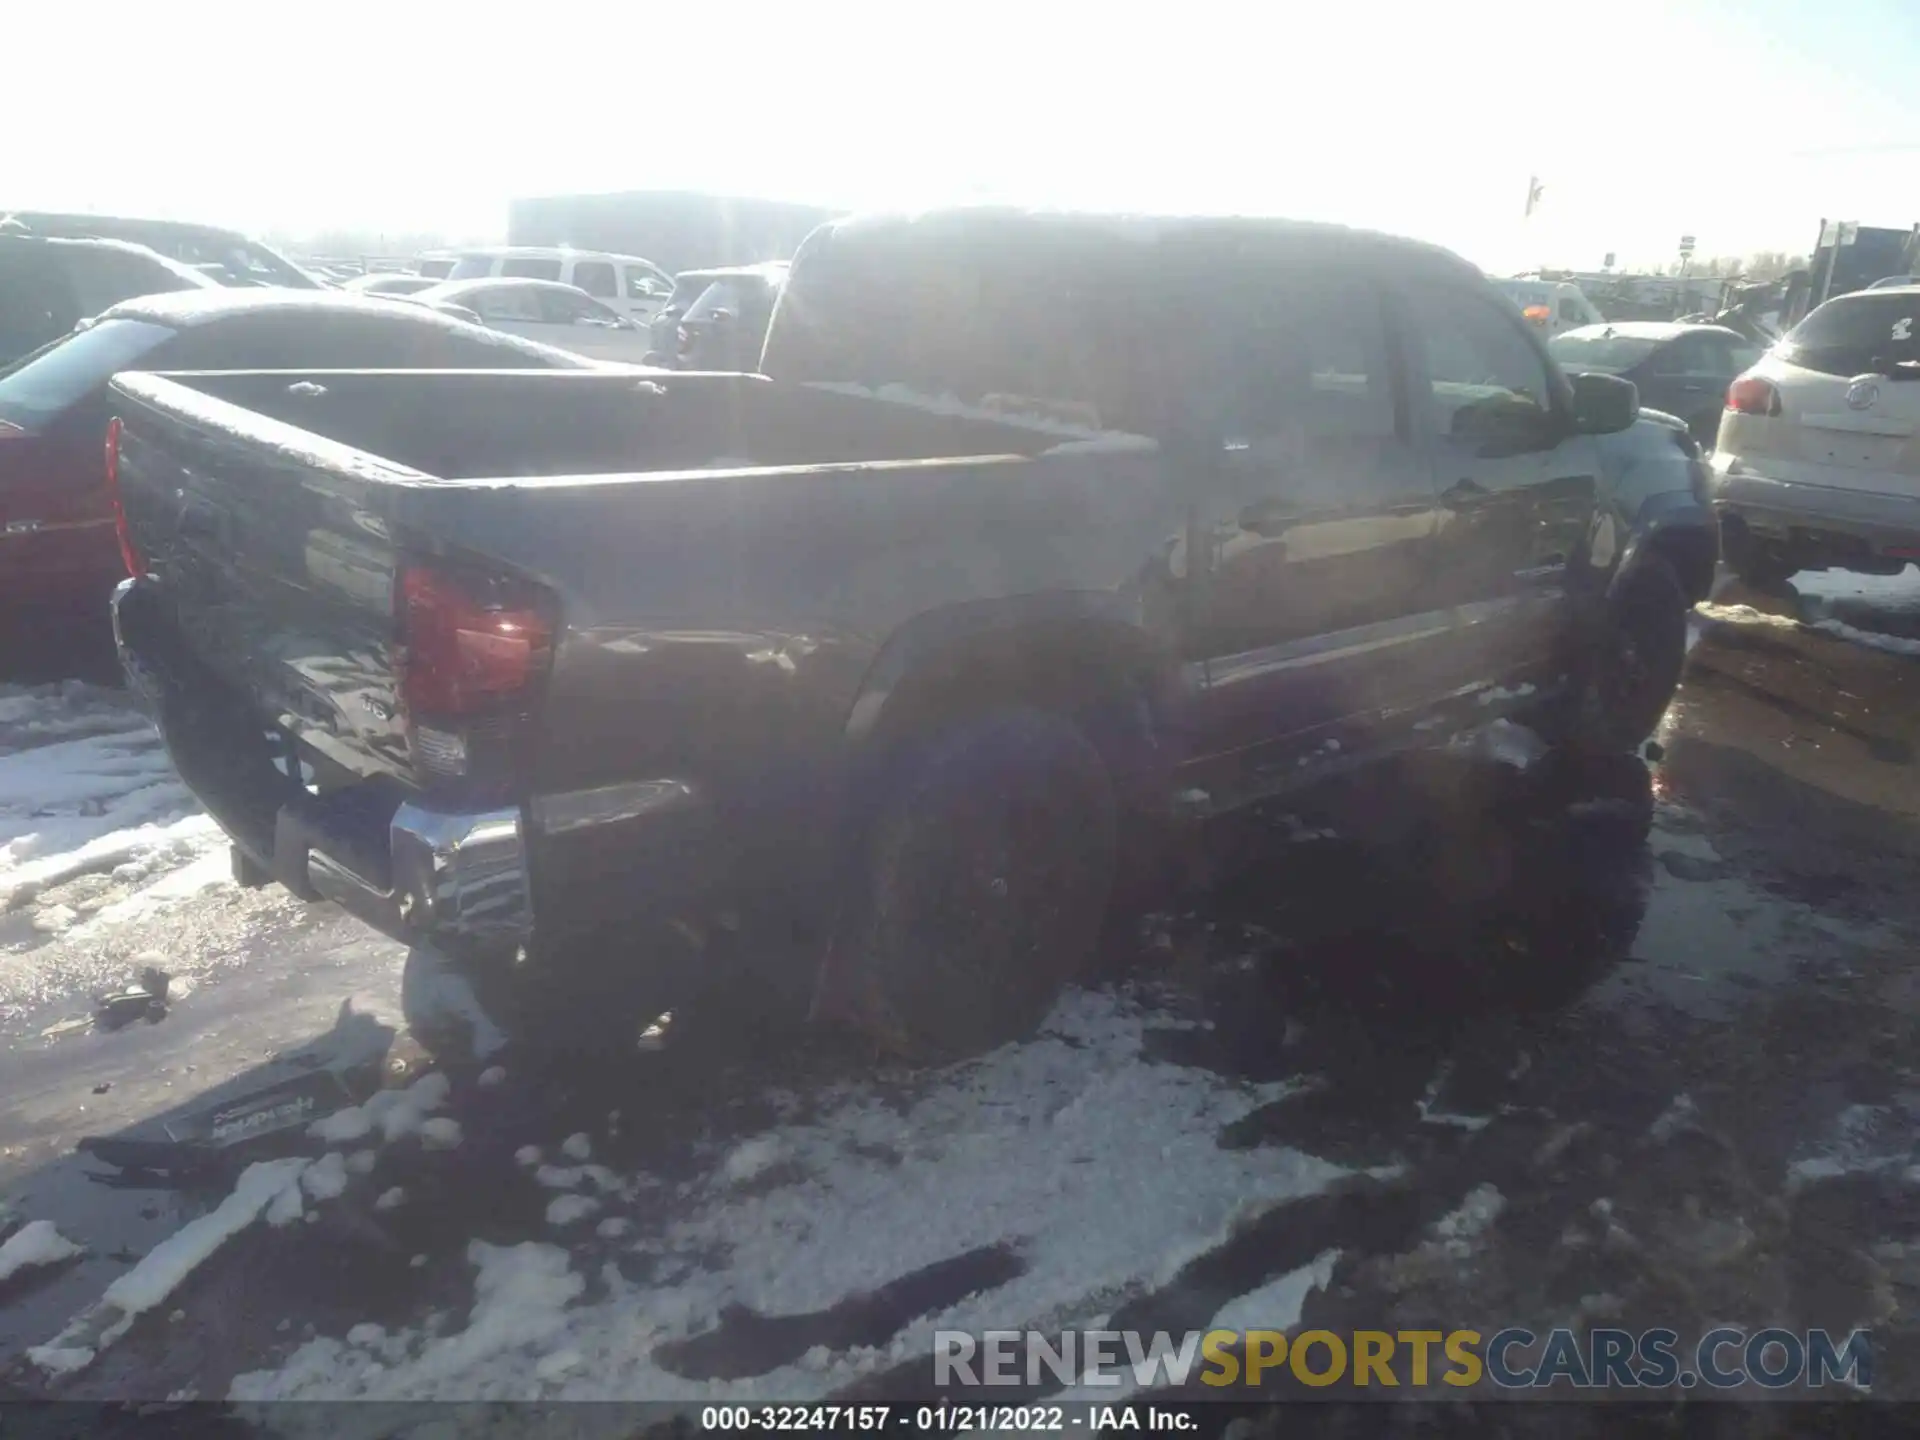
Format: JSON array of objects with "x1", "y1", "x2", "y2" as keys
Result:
[
  {"x1": 396, "y1": 563, "x2": 552, "y2": 720},
  {"x1": 1521, "y1": 304, "x2": 1551, "y2": 324},
  {"x1": 103, "y1": 417, "x2": 146, "y2": 579},
  {"x1": 1726, "y1": 375, "x2": 1782, "y2": 417}
]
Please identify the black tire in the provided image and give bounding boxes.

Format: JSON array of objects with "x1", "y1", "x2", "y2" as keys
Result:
[
  {"x1": 1568, "y1": 556, "x2": 1691, "y2": 755},
  {"x1": 835, "y1": 706, "x2": 1118, "y2": 1062}
]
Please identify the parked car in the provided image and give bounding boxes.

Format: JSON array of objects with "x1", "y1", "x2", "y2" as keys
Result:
[
  {"x1": 0, "y1": 290, "x2": 593, "y2": 629},
  {"x1": 107, "y1": 207, "x2": 1708, "y2": 1065},
  {"x1": 644, "y1": 262, "x2": 788, "y2": 370},
  {"x1": 1712, "y1": 284, "x2": 1920, "y2": 586},
  {"x1": 648, "y1": 267, "x2": 735, "y2": 361},
  {"x1": 410, "y1": 278, "x2": 656, "y2": 363},
  {"x1": 1, "y1": 233, "x2": 219, "y2": 366},
  {"x1": 344, "y1": 273, "x2": 441, "y2": 297},
  {"x1": 1, "y1": 212, "x2": 324, "y2": 289},
  {"x1": 1493, "y1": 278, "x2": 1605, "y2": 336},
  {"x1": 443, "y1": 247, "x2": 675, "y2": 326},
  {"x1": 1549, "y1": 322, "x2": 1765, "y2": 447}
]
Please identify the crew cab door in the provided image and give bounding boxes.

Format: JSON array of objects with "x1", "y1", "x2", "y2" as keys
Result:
[
  {"x1": 1183, "y1": 267, "x2": 1440, "y2": 778},
  {"x1": 1396, "y1": 280, "x2": 1599, "y2": 700}
]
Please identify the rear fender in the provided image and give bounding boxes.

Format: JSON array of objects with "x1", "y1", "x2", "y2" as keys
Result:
[{"x1": 841, "y1": 591, "x2": 1185, "y2": 812}]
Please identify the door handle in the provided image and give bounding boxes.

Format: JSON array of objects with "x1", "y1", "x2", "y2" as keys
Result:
[
  {"x1": 4, "y1": 519, "x2": 43, "y2": 535},
  {"x1": 1440, "y1": 478, "x2": 1490, "y2": 511}
]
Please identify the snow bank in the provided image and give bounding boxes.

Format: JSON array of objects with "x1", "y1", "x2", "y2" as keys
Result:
[
  {"x1": 1811, "y1": 617, "x2": 1920, "y2": 657},
  {"x1": 232, "y1": 988, "x2": 1349, "y2": 1401},
  {"x1": 0, "y1": 684, "x2": 222, "y2": 937}
]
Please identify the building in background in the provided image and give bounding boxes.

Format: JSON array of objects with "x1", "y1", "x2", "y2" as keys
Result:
[{"x1": 508, "y1": 191, "x2": 840, "y2": 275}]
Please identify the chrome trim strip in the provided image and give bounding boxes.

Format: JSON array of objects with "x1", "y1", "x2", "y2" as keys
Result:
[{"x1": 530, "y1": 778, "x2": 700, "y2": 836}]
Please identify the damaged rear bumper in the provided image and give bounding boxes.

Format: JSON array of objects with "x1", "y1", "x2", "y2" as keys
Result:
[{"x1": 114, "y1": 577, "x2": 531, "y2": 955}]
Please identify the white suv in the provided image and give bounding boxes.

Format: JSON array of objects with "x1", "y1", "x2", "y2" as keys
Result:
[
  {"x1": 443, "y1": 247, "x2": 675, "y2": 326},
  {"x1": 1711, "y1": 286, "x2": 1920, "y2": 586}
]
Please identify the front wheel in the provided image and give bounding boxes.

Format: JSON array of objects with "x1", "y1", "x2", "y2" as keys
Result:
[
  {"x1": 830, "y1": 706, "x2": 1118, "y2": 1062},
  {"x1": 1565, "y1": 556, "x2": 1691, "y2": 754}
]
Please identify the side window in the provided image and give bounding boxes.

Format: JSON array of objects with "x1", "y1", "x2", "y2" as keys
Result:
[
  {"x1": 1652, "y1": 334, "x2": 1720, "y2": 377},
  {"x1": 571, "y1": 260, "x2": 617, "y2": 298},
  {"x1": 536, "y1": 288, "x2": 618, "y2": 325},
  {"x1": 1211, "y1": 277, "x2": 1397, "y2": 445},
  {"x1": 1558, "y1": 296, "x2": 1582, "y2": 323},
  {"x1": 471, "y1": 287, "x2": 542, "y2": 324},
  {"x1": 1726, "y1": 340, "x2": 1764, "y2": 375},
  {"x1": 500, "y1": 256, "x2": 562, "y2": 281},
  {"x1": 626, "y1": 266, "x2": 672, "y2": 301},
  {"x1": 1403, "y1": 285, "x2": 1553, "y2": 437}
]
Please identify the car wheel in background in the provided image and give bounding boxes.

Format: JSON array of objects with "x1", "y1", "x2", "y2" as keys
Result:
[{"x1": 829, "y1": 706, "x2": 1118, "y2": 1062}]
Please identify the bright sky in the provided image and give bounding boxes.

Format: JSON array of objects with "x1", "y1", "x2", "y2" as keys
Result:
[{"x1": 12, "y1": 0, "x2": 1919, "y2": 273}]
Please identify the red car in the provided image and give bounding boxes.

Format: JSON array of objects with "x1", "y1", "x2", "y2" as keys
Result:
[{"x1": 0, "y1": 289, "x2": 595, "y2": 636}]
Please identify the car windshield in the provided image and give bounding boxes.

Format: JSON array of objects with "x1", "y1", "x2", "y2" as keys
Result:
[
  {"x1": 1780, "y1": 292, "x2": 1920, "y2": 377},
  {"x1": 1548, "y1": 331, "x2": 1664, "y2": 374},
  {"x1": 0, "y1": 318, "x2": 174, "y2": 428}
]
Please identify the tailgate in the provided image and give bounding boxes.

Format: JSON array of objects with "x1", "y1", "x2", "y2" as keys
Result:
[{"x1": 110, "y1": 371, "x2": 420, "y2": 786}]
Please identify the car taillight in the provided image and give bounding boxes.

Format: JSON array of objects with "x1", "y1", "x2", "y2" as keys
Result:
[
  {"x1": 396, "y1": 562, "x2": 554, "y2": 785},
  {"x1": 1521, "y1": 304, "x2": 1551, "y2": 324},
  {"x1": 1726, "y1": 375, "x2": 1782, "y2": 417},
  {"x1": 103, "y1": 417, "x2": 146, "y2": 579}
]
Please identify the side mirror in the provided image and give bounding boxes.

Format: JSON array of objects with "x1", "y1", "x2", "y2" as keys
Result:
[{"x1": 1568, "y1": 371, "x2": 1639, "y2": 435}]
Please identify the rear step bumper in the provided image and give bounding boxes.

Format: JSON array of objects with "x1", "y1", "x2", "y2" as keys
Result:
[{"x1": 114, "y1": 577, "x2": 533, "y2": 956}]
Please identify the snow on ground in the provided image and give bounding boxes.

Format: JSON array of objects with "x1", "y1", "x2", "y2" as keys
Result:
[
  {"x1": 32, "y1": 1157, "x2": 311, "y2": 1375},
  {"x1": 1206, "y1": 1249, "x2": 1340, "y2": 1334},
  {"x1": 232, "y1": 988, "x2": 1352, "y2": 1402},
  {"x1": 0, "y1": 683, "x2": 221, "y2": 949},
  {"x1": 0, "y1": 1220, "x2": 83, "y2": 1285}
]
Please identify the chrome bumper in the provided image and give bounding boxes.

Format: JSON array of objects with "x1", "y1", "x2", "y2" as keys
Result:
[{"x1": 305, "y1": 802, "x2": 534, "y2": 954}]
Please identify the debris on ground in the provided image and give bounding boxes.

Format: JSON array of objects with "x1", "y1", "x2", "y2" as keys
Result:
[{"x1": 93, "y1": 966, "x2": 171, "y2": 1031}]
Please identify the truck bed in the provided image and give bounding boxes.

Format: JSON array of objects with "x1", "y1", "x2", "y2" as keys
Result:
[{"x1": 109, "y1": 367, "x2": 1174, "y2": 819}]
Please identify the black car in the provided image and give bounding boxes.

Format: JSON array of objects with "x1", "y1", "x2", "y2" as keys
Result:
[
  {"x1": 645, "y1": 263, "x2": 787, "y2": 369},
  {"x1": 0, "y1": 233, "x2": 219, "y2": 367},
  {"x1": 0, "y1": 289, "x2": 594, "y2": 633},
  {"x1": 672, "y1": 263, "x2": 788, "y2": 370},
  {"x1": 1548, "y1": 322, "x2": 1765, "y2": 446},
  {"x1": 2, "y1": 211, "x2": 325, "y2": 289}
]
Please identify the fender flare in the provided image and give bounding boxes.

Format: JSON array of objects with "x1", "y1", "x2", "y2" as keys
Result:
[
  {"x1": 1613, "y1": 492, "x2": 1718, "y2": 602},
  {"x1": 841, "y1": 590, "x2": 1184, "y2": 784}
]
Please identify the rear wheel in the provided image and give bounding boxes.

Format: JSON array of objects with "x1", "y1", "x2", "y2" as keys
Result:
[{"x1": 831, "y1": 707, "x2": 1118, "y2": 1062}]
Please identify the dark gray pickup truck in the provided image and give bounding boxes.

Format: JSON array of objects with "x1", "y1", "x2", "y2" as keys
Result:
[{"x1": 107, "y1": 209, "x2": 1715, "y2": 1060}]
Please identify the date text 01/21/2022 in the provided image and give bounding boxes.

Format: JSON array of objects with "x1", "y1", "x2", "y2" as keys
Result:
[{"x1": 698, "y1": 1405, "x2": 1194, "y2": 1431}]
